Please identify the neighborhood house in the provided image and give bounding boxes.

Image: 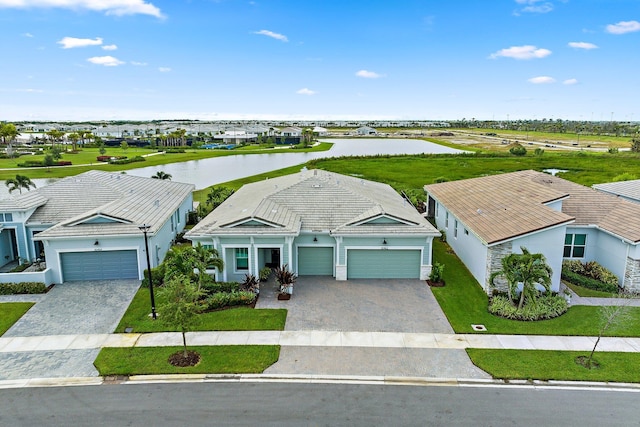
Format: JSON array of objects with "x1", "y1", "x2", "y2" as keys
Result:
[
  {"x1": 425, "y1": 170, "x2": 640, "y2": 294},
  {"x1": 0, "y1": 171, "x2": 194, "y2": 284},
  {"x1": 186, "y1": 169, "x2": 439, "y2": 282}
]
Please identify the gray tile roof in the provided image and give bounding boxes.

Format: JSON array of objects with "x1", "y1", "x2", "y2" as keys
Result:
[
  {"x1": 593, "y1": 179, "x2": 640, "y2": 203},
  {"x1": 21, "y1": 171, "x2": 193, "y2": 239},
  {"x1": 187, "y1": 169, "x2": 438, "y2": 238},
  {"x1": 426, "y1": 170, "x2": 640, "y2": 244}
]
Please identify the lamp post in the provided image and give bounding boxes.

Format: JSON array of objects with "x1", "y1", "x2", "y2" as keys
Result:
[{"x1": 138, "y1": 224, "x2": 157, "y2": 320}]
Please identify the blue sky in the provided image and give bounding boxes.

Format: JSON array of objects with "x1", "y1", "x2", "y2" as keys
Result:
[{"x1": 1, "y1": 0, "x2": 639, "y2": 121}]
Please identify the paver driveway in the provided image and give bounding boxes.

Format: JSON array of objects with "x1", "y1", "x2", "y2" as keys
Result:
[
  {"x1": 4, "y1": 279, "x2": 140, "y2": 337},
  {"x1": 256, "y1": 277, "x2": 454, "y2": 333}
]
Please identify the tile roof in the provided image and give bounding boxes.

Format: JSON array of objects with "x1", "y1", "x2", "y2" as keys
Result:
[
  {"x1": 187, "y1": 169, "x2": 438, "y2": 237},
  {"x1": 593, "y1": 179, "x2": 640, "y2": 203},
  {"x1": 426, "y1": 170, "x2": 640, "y2": 244},
  {"x1": 20, "y1": 171, "x2": 193, "y2": 239}
]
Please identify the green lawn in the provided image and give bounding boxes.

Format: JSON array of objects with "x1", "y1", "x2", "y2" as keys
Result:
[
  {"x1": 115, "y1": 288, "x2": 286, "y2": 333},
  {"x1": 94, "y1": 345, "x2": 280, "y2": 376},
  {"x1": 0, "y1": 142, "x2": 332, "y2": 180},
  {"x1": 0, "y1": 302, "x2": 34, "y2": 336},
  {"x1": 430, "y1": 240, "x2": 640, "y2": 336},
  {"x1": 564, "y1": 281, "x2": 617, "y2": 298},
  {"x1": 457, "y1": 128, "x2": 632, "y2": 147},
  {"x1": 467, "y1": 349, "x2": 640, "y2": 383}
]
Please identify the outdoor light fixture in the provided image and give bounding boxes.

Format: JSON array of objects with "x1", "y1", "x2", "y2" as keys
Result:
[
  {"x1": 94, "y1": 240, "x2": 99, "y2": 246},
  {"x1": 383, "y1": 239, "x2": 387, "y2": 245},
  {"x1": 313, "y1": 236, "x2": 318, "y2": 242},
  {"x1": 138, "y1": 224, "x2": 157, "y2": 320}
]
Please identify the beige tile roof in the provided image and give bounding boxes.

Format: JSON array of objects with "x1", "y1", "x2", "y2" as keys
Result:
[
  {"x1": 425, "y1": 170, "x2": 574, "y2": 245},
  {"x1": 426, "y1": 170, "x2": 640, "y2": 244},
  {"x1": 27, "y1": 171, "x2": 194, "y2": 239},
  {"x1": 187, "y1": 169, "x2": 438, "y2": 238}
]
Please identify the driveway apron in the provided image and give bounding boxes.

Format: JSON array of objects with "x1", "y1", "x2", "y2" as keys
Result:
[{"x1": 0, "y1": 280, "x2": 139, "y2": 380}]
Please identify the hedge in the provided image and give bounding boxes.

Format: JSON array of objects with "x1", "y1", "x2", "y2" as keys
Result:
[
  {"x1": 561, "y1": 269, "x2": 618, "y2": 293},
  {"x1": 203, "y1": 291, "x2": 256, "y2": 311},
  {"x1": 201, "y1": 281, "x2": 240, "y2": 294},
  {"x1": 488, "y1": 293, "x2": 568, "y2": 321},
  {"x1": 0, "y1": 282, "x2": 47, "y2": 295},
  {"x1": 109, "y1": 156, "x2": 145, "y2": 165}
]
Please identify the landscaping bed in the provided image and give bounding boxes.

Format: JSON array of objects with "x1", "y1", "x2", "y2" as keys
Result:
[{"x1": 94, "y1": 345, "x2": 280, "y2": 376}]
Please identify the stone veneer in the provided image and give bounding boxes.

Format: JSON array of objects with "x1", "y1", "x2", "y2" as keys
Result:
[
  {"x1": 484, "y1": 242, "x2": 513, "y2": 295},
  {"x1": 624, "y1": 257, "x2": 640, "y2": 292}
]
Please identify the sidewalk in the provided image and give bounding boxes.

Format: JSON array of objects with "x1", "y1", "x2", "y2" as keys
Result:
[{"x1": 1, "y1": 330, "x2": 639, "y2": 353}]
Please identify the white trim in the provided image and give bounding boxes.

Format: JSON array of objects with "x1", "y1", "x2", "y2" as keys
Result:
[
  {"x1": 67, "y1": 213, "x2": 132, "y2": 227},
  {"x1": 222, "y1": 217, "x2": 284, "y2": 229},
  {"x1": 56, "y1": 246, "x2": 141, "y2": 283},
  {"x1": 348, "y1": 213, "x2": 417, "y2": 227},
  {"x1": 253, "y1": 243, "x2": 284, "y2": 273}
]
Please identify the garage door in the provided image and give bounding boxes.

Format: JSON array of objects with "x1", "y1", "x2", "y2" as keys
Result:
[
  {"x1": 298, "y1": 247, "x2": 334, "y2": 276},
  {"x1": 61, "y1": 250, "x2": 139, "y2": 281},
  {"x1": 347, "y1": 249, "x2": 421, "y2": 279}
]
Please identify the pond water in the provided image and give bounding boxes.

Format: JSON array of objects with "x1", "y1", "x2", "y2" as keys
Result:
[{"x1": 1, "y1": 138, "x2": 463, "y2": 199}]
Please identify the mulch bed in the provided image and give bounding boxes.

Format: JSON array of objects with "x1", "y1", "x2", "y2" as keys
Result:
[
  {"x1": 168, "y1": 350, "x2": 201, "y2": 367},
  {"x1": 427, "y1": 280, "x2": 445, "y2": 287},
  {"x1": 575, "y1": 355, "x2": 600, "y2": 369}
]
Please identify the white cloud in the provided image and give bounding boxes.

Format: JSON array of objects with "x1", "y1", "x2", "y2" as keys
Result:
[
  {"x1": 296, "y1": 88, "x2": 316, "y2": 95},
  {"x1": 87, "y1": 56, "x2": 124, "y2": 66},
  {"x1": 490, "y1": 45, "x2": 552, "y2": 60},
  {"x1": 606, "y1": 20, "x2": 640, "y2": 34},
  {"x1": 253, "y1": 30, "x2": 288, "y2": 42},
  {"x1": 23, "y1": 32, "x2": 33, "y2": 37},
  {"x1": 0, "y1": 0, "x2": 164, "y2": 18},
  {"x1": 102, "y1": 44, "x2": 117, "y2": 51},
  {"x1": 158, "y1": 67, "x2": 171, "y2": 72},
  {"x1": 58, "y1": 36, "x2": 102, "y2": 49},
  {"x1": 514, "y1": 0, "x2": 554, "y2": 14},
  {"x1": 528, "y1": 76, "x2": 556, "y2": 84},
  {"x1": 131, "y1": 61, "x2": 147, "y2": 66},
  {"x1": 568, "y1": 41, "x2": 598, "y2": 50},
  {"x1": 355, "y1": 70, "x2": 383, "y2": 79},
  {"x1": 563, "y1": 78, "x2": 578, "y2": 85}
]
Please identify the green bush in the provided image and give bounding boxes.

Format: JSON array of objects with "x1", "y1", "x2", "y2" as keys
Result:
[
  {"x1": 164, "y1": 148, "x2": 186, "y2": 153},
  {"x1": 509, "y1": 144, "x2": 527, "y2": 156},
  {"x1": 429, "y1": 262, "x2": 445, "y2": 283},
  {"x1": 204, "y1": 291, "x2": 256, "y2": 310},
  {"x1": 9, "y1": 263, "x2": 31, "y2": 273},
  {"x1": 584, "y1": 261, "x2": 618, "y2": 286},
  {"x1": 562, "y1": 260, "x2": 585, "y2": 275},
  {"x1": 109, "y1": 156, "x2": 145, "y2": 165},
  {"x1": 201, "y1": 281, "x2": 240, "y2": 294},
  {"x1": 259, "y1": 267, "x2": 272, "y2": 282},
  {"x1": 561, "y1": 270, "x2": 618, "y2": 293},
  {"x1": 0, "y1": 282, "x2": 47, "y2": 295},
  {"x1": 488, "y1": 293, "x2": 567, "y2": 321},
  {"x1": 142, "y1": 265, "x2": 165, "y2": 289}
]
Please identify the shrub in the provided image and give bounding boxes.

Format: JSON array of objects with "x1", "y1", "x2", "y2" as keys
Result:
[
  {"x1": 204, "y1": 291, "x2": 256, "y2": 310},
  {"x1": 0, "y1": 282, "x2": 47, "y2": 295},
  {"x1": 259, "y1": 267, "x2": 272, "y2": 282},
  {"x1": 562, "y1": 260, "x2": 584, "y2": 275},
  {"x1": 109, "y1": 156, "x2": 145, "y2": 165},
  {"x1": 165, "y1": 148, "x2": 186, "y2": 153},
  {"x1": 142, "y1": 265, "x2": 165, "y2": 289},
  {"x1": 9, "y1": 263, "x2": 31, "y2": 273},
  {"x1": 200, "y1": 281, "x2": 240, "y2": 294},
  {"x1": 608, "y1": 147, "x2": 619, "y2": 154},
  {"x1": 240, "y1": 274, "x2": 259, "y2": 293},
  {"x1": 561, "y1": 269, "x2": 618, "y2": 293},
  {"x1": 534, "y1": 148, "x2": 544, "y2": 156},
  {"x1": 488, "y1": 293, "x2": 567, "y2": 321},
  {"x1": 584, "y1": 261, "x2": 618, "y2": 286},
  {"x1": 429, "y1": 262, "x2": 445, "y2": 283},
  {"x1": 509, "y1": 144, "x2": 527, "y2": 156},
  {"x1": 275, "y1": 264, "x2": 297, "y2": 292}
]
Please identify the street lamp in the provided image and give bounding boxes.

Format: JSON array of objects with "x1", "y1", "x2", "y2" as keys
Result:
[{"x1": 138, "y1": 224, "x2": 157, "y2": 320}]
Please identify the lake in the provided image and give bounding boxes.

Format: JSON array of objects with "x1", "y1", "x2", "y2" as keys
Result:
[{"x1": 1, "y1": 138, "x2": 463, "y2": 198}]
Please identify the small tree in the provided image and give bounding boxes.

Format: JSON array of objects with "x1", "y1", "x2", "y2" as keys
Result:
[
  {"x1": 583, "y1": 298, "x2": 634, "y2": 369},
  {"x1": 158, "y1": 274, "x2": 204, "y2": 361},
  {"x1": 490, "y1": 247, "x2": 552, "y2": 309},
  {"x1": 206, "y1": 186, "x2": 235, "y2": 210},
  {"x1": 120, "y1": 141, "x2": 129, "y2": 153},
  {"x1": 152, "y1": 171, "x2": 172, "y2": 180},
  {"x1": 631, "y1": 138, "x2": 640, "y2": 153},
  {"x1": 509, "y1": 143, "x2": 527, "y2": 156},
  {"x1": 5, "y1": 174, "x2": 36, "y2": 194},
  {"x1": 98, "y1": 143, "x2": 107, "y2": 156}
]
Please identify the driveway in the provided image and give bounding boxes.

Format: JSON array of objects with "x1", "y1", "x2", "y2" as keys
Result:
[
  {"x1": 256, "y1": 277, "x2": 454, "y2": 333},
  {"x1": 0, "y1": 280, "x2": 140, "y2": 380},
  {"x1": 4, "y1": 279, "x2": 140, "y2": 337}
]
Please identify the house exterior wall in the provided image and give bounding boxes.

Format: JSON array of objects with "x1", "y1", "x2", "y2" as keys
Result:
[
  {"x1": 586, "y1": 228, "x2": 628, "y2": 286},
  {"x1": 512, "y1": 225, "x2": 566, "y2": 292},
  {"x1": 214, "y1": 236, "x2": 292, "y2": 282},
  {"x1": 0, "y1": 268, "x2": 55, "y2": 286}
]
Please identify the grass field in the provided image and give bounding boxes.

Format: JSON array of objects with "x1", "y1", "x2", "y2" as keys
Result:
[
  {"x1": 115, "y1": 288, "x2": 286, "y2": 333},
  {"x1": 0, "y1": 302, "x2": 34, "y2": 336},
  {"x1": 94, "y1": 345, "x2": 280, "y2": 376},
  {"x1": 455, "y1": 128, "x2": 634, "y2": 147},
  {"x1": 467, "y1": 349, "x2": 640, "y2": 383}
]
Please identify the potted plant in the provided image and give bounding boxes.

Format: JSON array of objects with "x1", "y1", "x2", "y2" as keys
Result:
[{"x1": 275, "y1": 264, "x2": 297, "y2": 300}]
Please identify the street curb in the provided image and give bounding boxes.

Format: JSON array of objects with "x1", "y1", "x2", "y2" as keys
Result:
[{"x1": 2, "y1": 374, "x2": 640, "y2": 392}]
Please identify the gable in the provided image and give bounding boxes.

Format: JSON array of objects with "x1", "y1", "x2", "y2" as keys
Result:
[
  {"x1": 350, "y1": 214, "x2": 416, "y2": 227},
  {"x1": 68, "y1": 213, "x2": 132, "y2": 226},
  {"x1": 222, "y1": 217, "x2": 284, "y2": 229}
]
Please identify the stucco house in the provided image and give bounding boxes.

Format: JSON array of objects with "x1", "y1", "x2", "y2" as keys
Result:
[
  {"x1": 356, "y1": 126, "x2": 377, "y2": 135},
  {"x1": 186, "y1": 169, "x2": 439, "y2": 282},
  {"x1": 0, "y1": 171, "x2": 194, "y2": 284},
  {"x1": 425, "y1": 170, "x2": 640, "y2": 293}
]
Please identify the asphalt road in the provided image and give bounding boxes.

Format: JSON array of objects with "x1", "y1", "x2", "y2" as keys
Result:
[{"x1": 0, "y1": 382, "x2": 638, "y2": 426}]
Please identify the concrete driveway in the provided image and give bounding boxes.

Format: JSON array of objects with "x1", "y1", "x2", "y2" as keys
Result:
[{"x1": 256, "y1": 277, "x2": 454, "y2": 333}]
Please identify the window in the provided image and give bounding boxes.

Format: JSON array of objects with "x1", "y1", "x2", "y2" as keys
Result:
[
  {"x1": 454, "y1": 220, "x2": 458, "y2": 238},
  {"x1": 435, "y1": 202, "x2": 439, "y2": 217},
  {"x1": 235, "y1": 248, "x2": 249, "y2": 271},
  {"x1": 445, "y1": 212, "x2": 449, "y2": 229},
  {"x1": 0, "y1": 213, "x2": 13, "y2": 222},
  {"x1": 564, "y1": 233, "x2": 586, "y2": 258}
]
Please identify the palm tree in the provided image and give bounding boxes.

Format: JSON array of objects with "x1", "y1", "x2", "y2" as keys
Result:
[
  {"x1": 490, "y1": 247, "x2": 552, "y2": 309},
  {"x1": 5, "y1": 174, "x2": 36, "y2": 195},
  {"x1": 151, "y1": 171, "x2": 172, "y2": 180},
  {"x1": 163, "y1": 244, "x2": 223, "y2": 288}
]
